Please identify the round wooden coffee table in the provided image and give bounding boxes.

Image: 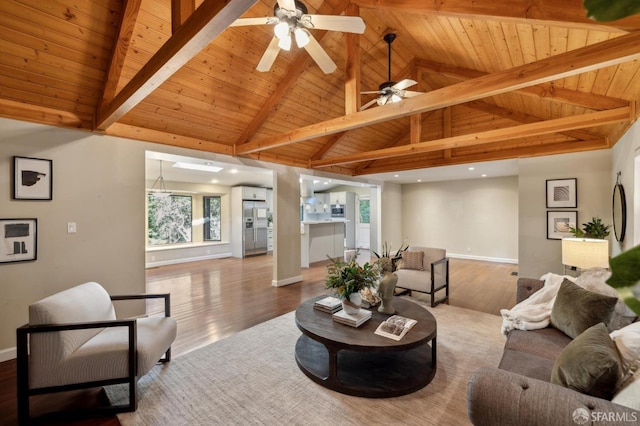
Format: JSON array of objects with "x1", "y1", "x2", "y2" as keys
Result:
[{"x1": 294, "y1": 295, "x2": 437, "y2": 398}]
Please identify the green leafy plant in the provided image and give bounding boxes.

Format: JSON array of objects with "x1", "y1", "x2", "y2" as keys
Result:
[
  {"x1": 569, "y1": 217, "x2": 611, "y2": 239},
  {"x1": 584, "y1": 0, "x2": 640, "y2": 22},
  {"x1": 607, "y1": 245, "x2": 640, "y2": 316},
  {"x1": 325, "y1": 255, "x2": 381, "y2": 301}
]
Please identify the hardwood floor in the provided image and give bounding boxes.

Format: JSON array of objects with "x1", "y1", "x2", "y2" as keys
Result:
[{"x1": 0, "y1": 254, "x2": 517, "y2": 425}]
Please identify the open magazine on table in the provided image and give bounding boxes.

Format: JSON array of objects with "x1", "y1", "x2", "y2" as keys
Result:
[{"x1": 374, "y1": 315, "x2": 417, "y2": 341}]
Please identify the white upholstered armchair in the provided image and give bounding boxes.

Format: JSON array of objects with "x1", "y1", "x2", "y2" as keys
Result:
[
  {"x1": 394, "y1": 246, "x2": 450, "y2": 307},
  {"x1": 16, "y1": 281, "x2": 177, "y2": 424}
]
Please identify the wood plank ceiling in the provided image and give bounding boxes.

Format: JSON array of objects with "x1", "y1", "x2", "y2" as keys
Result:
[{"x1": 1, "y1": 0, "x2": 639, "y2": 176}]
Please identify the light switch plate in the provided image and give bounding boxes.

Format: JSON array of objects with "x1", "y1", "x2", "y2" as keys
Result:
[{"x1": 67, "y1": 222, "x2": 77, "y2": 233}]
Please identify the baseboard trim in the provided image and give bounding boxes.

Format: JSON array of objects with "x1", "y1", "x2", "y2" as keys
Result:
[
  {"x1": 146, "y1": 252, "x2": 232, "y2": 268},
  {"x1": 0, "y1": 347, "x2": 16, "y2": 362},
  {"x1": 448, "y1": 253, "x2": 518, "y2": 264},
  {"x1": 272, "y1": 275, "x2": 303, "y2": 287}
]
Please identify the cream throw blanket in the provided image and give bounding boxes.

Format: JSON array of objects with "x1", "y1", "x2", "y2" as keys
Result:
[{"x1": 500, "y1": 273, "x2": 574, "y2": 336}]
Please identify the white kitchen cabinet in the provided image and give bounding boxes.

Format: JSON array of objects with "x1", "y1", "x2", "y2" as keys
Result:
[
  {"x1": 329, "y1": 191, "x2": 346, "y2": 205},
  {"x1": 242, "y1": 186, "x2": 267, "y2": 201},
  {"x1": 267, "y1": 228, "x2": 273, "y2": 252},
  {"x1": 314, "y1": 193, "x2": 329, "y2": 213}
]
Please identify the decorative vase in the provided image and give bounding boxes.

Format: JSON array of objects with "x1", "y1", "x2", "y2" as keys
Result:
[
  {"x1": 342, "y1": 292, "x2": 362, "y2": 315},
  {"x1": 378, "y1": 271, "x2": 398, "y2": 314}
]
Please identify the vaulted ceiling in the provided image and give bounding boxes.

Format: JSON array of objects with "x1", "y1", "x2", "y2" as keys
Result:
[{"x1": 1, "y1": 0, "x2": 640, "y2": 177}]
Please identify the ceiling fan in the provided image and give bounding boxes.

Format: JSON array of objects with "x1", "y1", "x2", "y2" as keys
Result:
[
  {"x1": 230, "y1": 0, "x2": 365, "y2": 74},
  {"x1": 360, "y1": 34, "x2": 425, "y2": 110}
]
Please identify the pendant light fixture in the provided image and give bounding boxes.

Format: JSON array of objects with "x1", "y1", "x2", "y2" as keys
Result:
[{"x1": 149, "y1": 160, "x2": 171, "y2": 197}]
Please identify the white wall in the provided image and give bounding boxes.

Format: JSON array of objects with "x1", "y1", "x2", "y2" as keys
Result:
[
  {"x1": 0, "y1": 118, "x2": 147, "y2": 356},
  {"x1": 401, "y1": 176, "x2": 519, "y2": 262},
  {"x1": 518, "y1": 149, "x2": 612, "y2": 278},
  {"x1": 611, "y1": 120, "x2": 639, "y2": 255}
]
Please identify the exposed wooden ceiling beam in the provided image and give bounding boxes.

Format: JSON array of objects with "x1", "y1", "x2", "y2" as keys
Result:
[
  {"x1": 310, "y1": 107, "x2": 629, "y2": 167},
  {"x1": 311, "y1": 133, "x2": 347, "y2": 160},
  {"x1": 95, "y1": 0, "x2": 257, "y2": 131},
  {"x1": 464, "y1": 100, "x2": 605, "y2": 141},
  {"x1": 415, "y1": 58, "x2": 629, "y2": 111},
  {"x1": 234, "y1": 0, "x2": 351, "y2": 145},
  {"x1": 344, "y1": 3, "x2": 361, "y2": 115},
  {"x1": 354, "y1": 138, "x2": 609, "y2": 175},
  {"x1": 172, "y1": 0, "x2": 196, "y2": 34},
  {"x1": 99, "y1": 0, "x2": 142, "y2": 112},
  {"x1": 236, "y1": 30, "x2": 640, "y2": 155},
  {"x1": 351, "y1": 0, "x2": 639, "y2": 31}
]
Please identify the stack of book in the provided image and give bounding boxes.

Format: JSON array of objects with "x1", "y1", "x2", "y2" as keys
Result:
[
  {"x1": 333, "y1": 309, "x2": 372, "y2": 328},
  {"x1": 313, "y1": 296, "x2": 342, "y2": 314}
]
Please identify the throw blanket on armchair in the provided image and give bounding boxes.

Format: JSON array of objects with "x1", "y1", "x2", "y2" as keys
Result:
[{"x1": 500, "y1": 273, "x2": 572, "y2": 336}]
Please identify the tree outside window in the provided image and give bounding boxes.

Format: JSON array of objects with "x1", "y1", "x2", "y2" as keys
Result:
[
  {"x1": 204, "y1": 195, "x2": 221, "y2": 241},
  {"x1": 359, "y1": 199, "x2": 370, "y2": 224},
  {"x1": 147, "y1": 194, "x2": 192, "y2": 245}
]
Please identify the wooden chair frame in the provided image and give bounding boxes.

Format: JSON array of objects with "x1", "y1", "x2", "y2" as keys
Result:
[{"x1": 16, "y1": 293, "x2": 171, "y2": 425}]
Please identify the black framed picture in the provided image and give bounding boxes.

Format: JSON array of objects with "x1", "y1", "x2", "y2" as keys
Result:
[
  {"x1": 0, "y1": 218, "x2": 37, "y2": 263},
  {"x1": 547, "y1": 211, "x2": 577, "y2": 240},
  {"x1": 546, "y1": 178, "x2": 576, "y2": 208},
  {"x1": 13, "y1": 156, "x2": 53, "y2": 200}
]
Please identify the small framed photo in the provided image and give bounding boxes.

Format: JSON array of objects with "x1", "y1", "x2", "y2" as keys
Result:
[
  {"x1": 547, "y1": 211, "x2": 577, "y2": 240},
  {"x1": 546, "y1": 178, "x2": 576, "y2": 208},
  {"x1": 0, "y1": 219, "x2": 37, "y2": 263},
  {"x1": 13, "y1": 156, "x2": 53, "y2": 200}
]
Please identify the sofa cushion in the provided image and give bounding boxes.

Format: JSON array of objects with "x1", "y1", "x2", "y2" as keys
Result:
[
  {"x1": 504, "y1": 328, "x2": 572, "y2": 361},
  {"x1": 397, "y1": 251, "x2": 424, "y2": 270},
  {"x1": 612, "y1": 372, "x2": 640, "y2": 411},
  {"x1": 498, "y1": 348, "x2": 556, "y2": 382},
  {"x1": 551, "y1": 323, "x2": 624, "y2": 400},
  {"x1": 550, "y1": 279, "x2": 617, "y2": 339}
]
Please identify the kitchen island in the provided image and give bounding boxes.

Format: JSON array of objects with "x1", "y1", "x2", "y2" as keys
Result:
[{"x1": 301, "y1": 220, "x2": 346, "y2": 268}]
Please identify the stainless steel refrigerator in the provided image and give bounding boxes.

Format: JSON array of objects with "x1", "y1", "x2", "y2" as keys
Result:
[{"x1": 243, "y1": 200, "x2": 268, "y2": 256}]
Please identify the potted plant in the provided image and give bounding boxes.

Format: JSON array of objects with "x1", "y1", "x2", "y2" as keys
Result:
[
  {"x1": 372, "y1": 240, "x2": 409, "y2": 272},
  {"x1": 569, "y1": 216, "x2": 611, "y2": 239},
  {"x1": 607, "y1": 246, "x2": 640, "y2": 316},
  {"x1": 325, "y1": 255, "x2": 381, "y2": 314}
]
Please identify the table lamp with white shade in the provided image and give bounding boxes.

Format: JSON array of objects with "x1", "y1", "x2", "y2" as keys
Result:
[{"x1": 561, "y1": 238, "x2": 610, "y2": 275}]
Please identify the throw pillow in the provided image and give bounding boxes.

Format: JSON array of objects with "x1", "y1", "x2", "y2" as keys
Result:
[
  {"x1": 397, "y1": 251, "x2": 424, "y2": 271},
  {"x1": 612, "y1": 372, "x2": 640, "y2": 411},
  {"x1": 575, "y1": 268, "x2": 638, "y2": 331},
  {"x1": 550, "y1": 279, "x2": 618, "y2": 339},
  {"x1": 610, "y1": 322, "x2": 640, "y2": 372},
  {"x1": 551, "y1": 323, "x2": 624, "y2": 400}
]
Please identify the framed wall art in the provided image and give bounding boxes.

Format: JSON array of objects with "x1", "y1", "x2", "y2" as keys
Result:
[
  {"x1": 0, "y1": 218, "x2": 37, "y2": 263},
  {"x1": 546, "y1": 178, "x2": 576, "y2": 208},
  {"x1": 13, "y1": 156, "x2": 53, "y2": 200},
  {"x1": 547, "y1": 211, "x2": 577, "y2": 240}
]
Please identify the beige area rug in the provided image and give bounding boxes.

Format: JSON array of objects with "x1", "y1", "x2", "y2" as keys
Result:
[{"x1": 109, "y1": 299, "x2": 504, "y2": 426}]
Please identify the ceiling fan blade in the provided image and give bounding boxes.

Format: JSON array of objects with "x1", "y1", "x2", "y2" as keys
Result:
[
  {"x1": 360, "y1": 90, "x2": 383, "y2": 95},
  {"x1": 256, "y1": 37, "x2": 281, "y2": 72},
  {"x1": 377, "y1": 96, "x2": 389, "y2": 106},
  {"x1": 392, "y1": 79, "x2": 417, "y2": 91},
  {"x1": 402, "y1": 90, "x2": 424, "y2": 98},
  {"x1": 277, "y1": 0, "x2": 297, "y2": 12},
  {"x1": 229, "y1": 17, "x2": 273, "y2": 27},
  {"x1": 360, "y1": 98, "x2": 379, "y2": 111},
  {"x1": 303, "y1": 34, "x2": 337, "y2": 74},
  {"x1": 303, "y1": 15, "x2": 366, "y2": 34}
]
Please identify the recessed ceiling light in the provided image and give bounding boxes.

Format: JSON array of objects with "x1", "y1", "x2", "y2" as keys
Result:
[
  {"x1": 417, "y1": 179, "x2": 422, "y2": 182},
  {"x1": 230, "y1": 169, "x2": 238, "y2": 174},
  {"x1": 313, "y1": 180, "x2": 320, "y2": 184},
  {"x1": 468, "y1": 167, "x2": 475, "y2": 171},
  {"x1": 481, "y1": 174, "x2": 487, "y2": 177},
  {"x1": 394, "y1": 174, "x2": 399, "y2": 178},
  {"x1": 172, "y1": 162, "x2": 223, "y2": 173},
  {"x1": 323, "y1": 181, "x2": 329, "y2": 185},
  {"x1": 211, "y1": 179, "x2": 219, "y2": 183}
]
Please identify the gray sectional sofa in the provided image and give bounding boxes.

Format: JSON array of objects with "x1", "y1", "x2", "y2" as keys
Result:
[{"x1": 467, "y1": 277, "x2": 639, "y2": 426}]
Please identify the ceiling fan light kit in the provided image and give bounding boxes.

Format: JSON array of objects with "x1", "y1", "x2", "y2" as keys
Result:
[
  {"x1": 360, "y1": 33, "x2": 425, "y2": 110},
  {"x1": 231, "y1": 0, "x2": 365, "y2": 73}
]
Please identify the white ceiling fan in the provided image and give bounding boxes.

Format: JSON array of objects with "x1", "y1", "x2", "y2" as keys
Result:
[
  {"x1": 230, "y1": 0, "x2": 365, "y2": 74},
  {"x1": 360, "y1": 34, "x2": 425, "y2": 110}
]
